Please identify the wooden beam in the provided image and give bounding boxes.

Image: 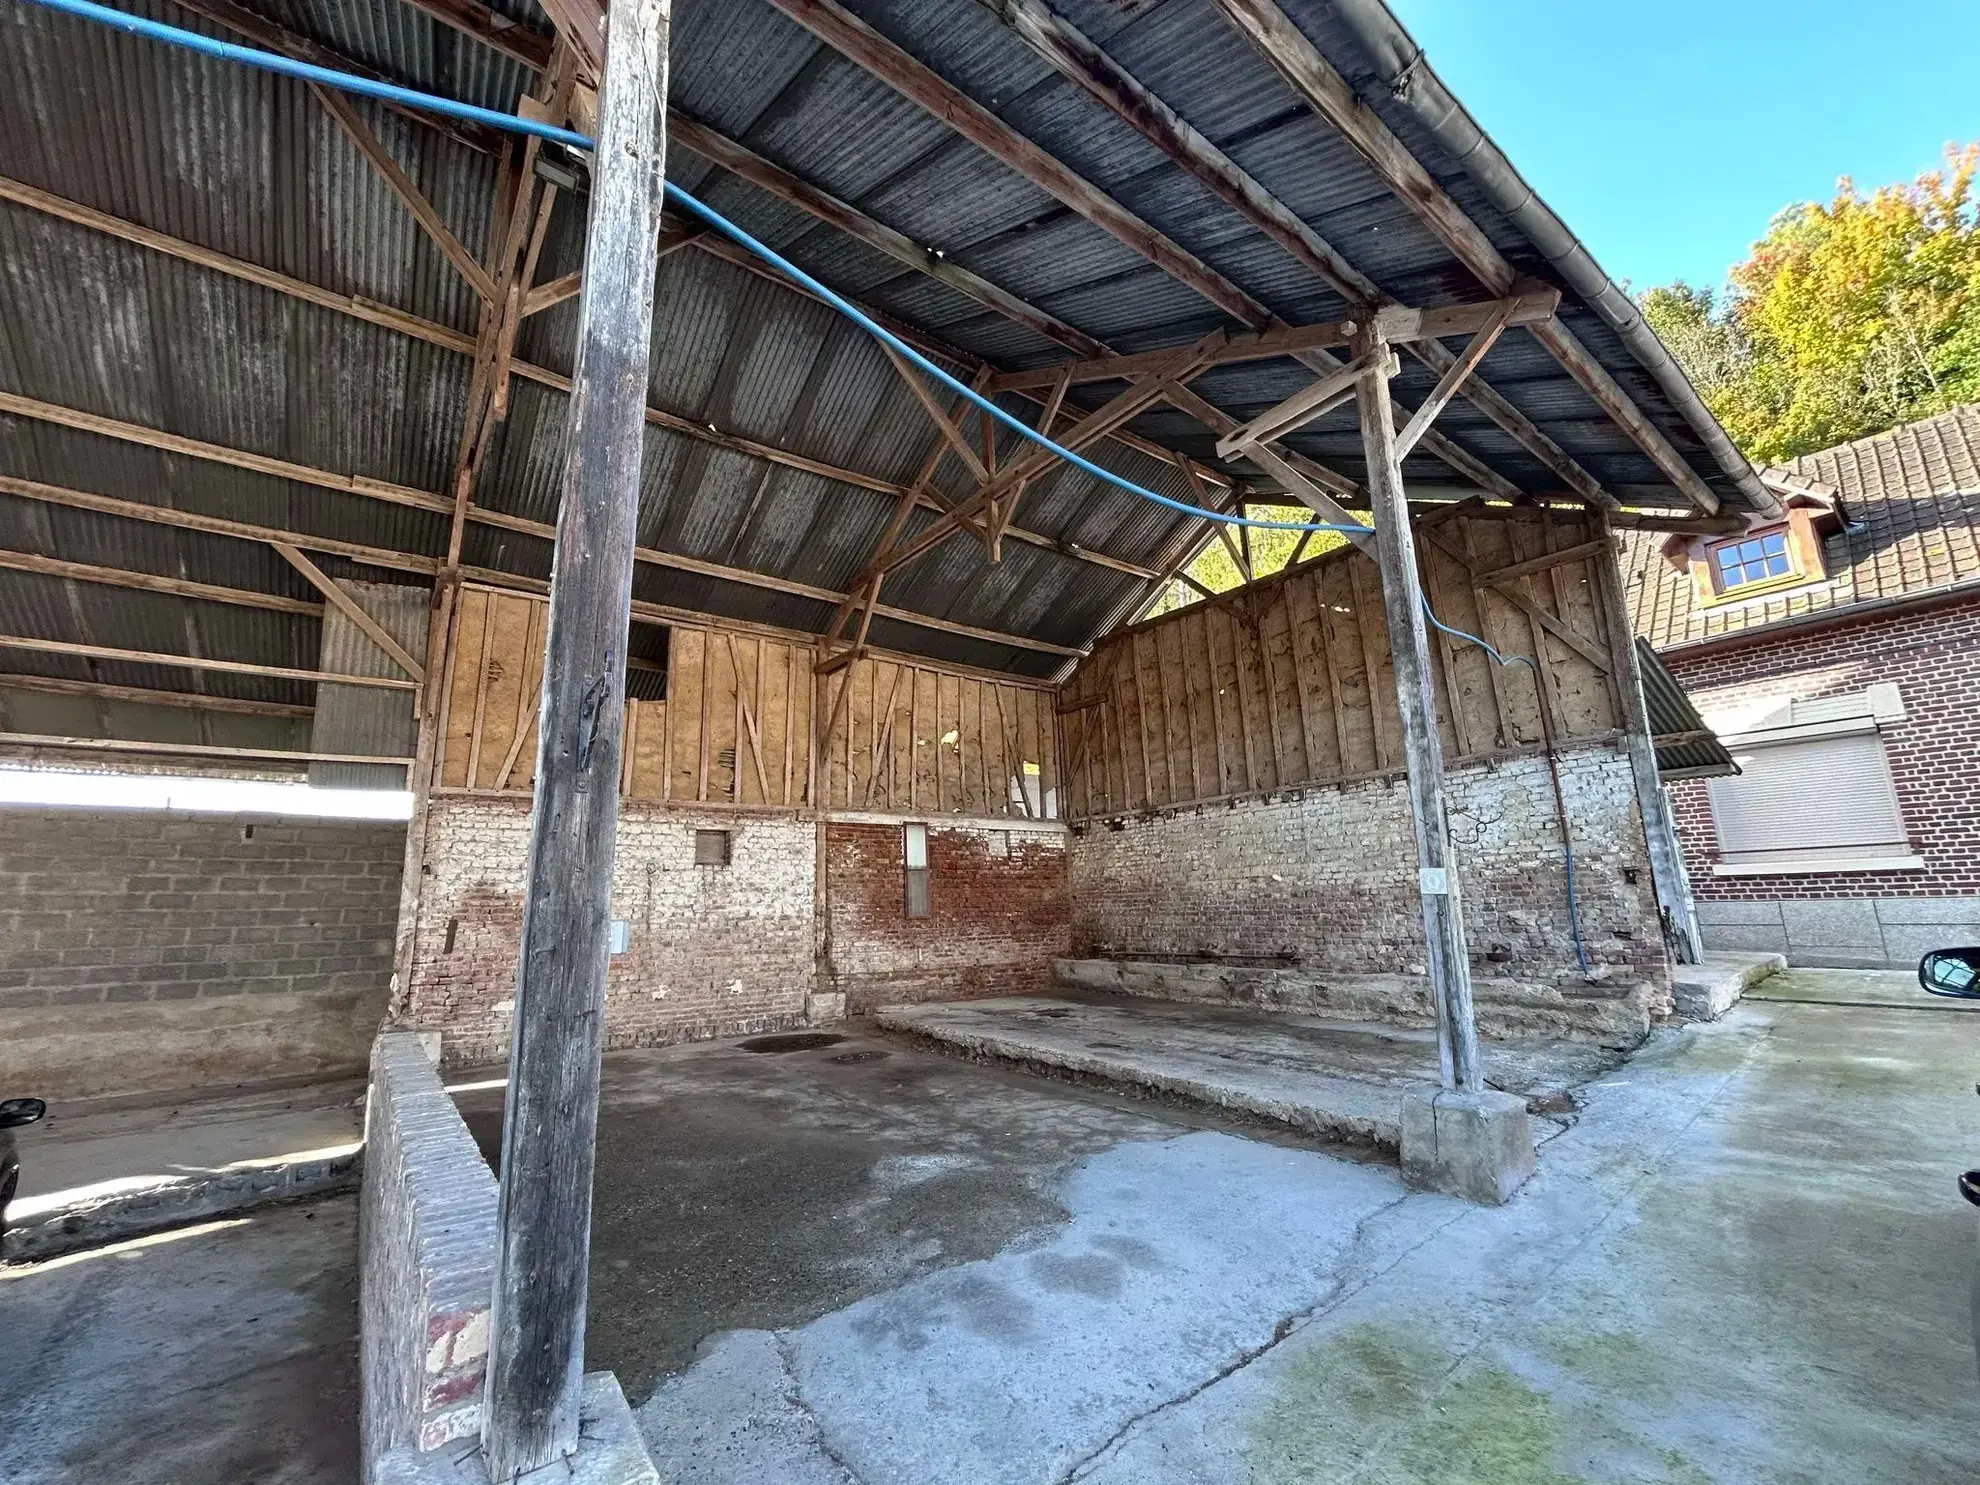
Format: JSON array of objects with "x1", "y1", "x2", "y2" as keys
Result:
[
  {"x1": 669, "y1": 111, "x2": 1107, "y2": 359},
  {"x1": 973, "y1": 0, "x2": 1622, "y2": 510},
  {"x1": 0, "y1": 733, "x2": 409, "y2": 767},
  {"x1": 0, "y1": 548, "x2": 321, "y2": 616},
  {"x1": 1354, "y1": 328, "x2": 1483, "y2": 1093},
  {"x1": 0, "y1": 176, "x2": 1169, "y2": 585},
  {"x1": 878, "y1": 343, "x2": 990, "y2": 486},
  {"x1": 273, "y1": 544, "x2": 426, "y2": 681},
  {"x1": 1210, "y1": 0, "x2": 1721, "y2": 515},
  {"x1": 0, "y1": 634, "x2": 419, "y2": 690},
  {"x1": 0, "y1": 471, "x2": 439, "y2": 576},
  {"x1": 1394, "y1": 303, "x2": 1513, "y2": 459},
  {"x1": 0, "y1": 389, "x2": 453, "y2": 518},
  {"x1": 396, "y1": 0, "x2": 555, "y2": 70},
  {"x1": 1214, "y1": 348, "x2": 1391, "y2": 458},
  {"x1": 0, "y1": 672, "x2": 314, "y2": 718},
  {"x1": 991, "y1": 296, "x2": 1554, "y2": 392},
  {"x1": 1468, "y1": 538, "x2": 1612, "y2": 589},
  {"x1": 1415, "y1": 523, "x2": 1611, "y2": 673},
  {"x1": 481, "y1": 0, "x2": 666, "y2": 1472},
  {"x1": 765, "y1": 0, "x2": 1276, "y2": 330},
  {"x1": 310, "y1": 83, "x2": 498, "y2": 302}
]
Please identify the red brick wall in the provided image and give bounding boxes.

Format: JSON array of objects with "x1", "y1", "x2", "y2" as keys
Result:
[
  {"x1": 823, "y1": 819, "x2": 1070, "y2": 1013},
  {"x1": 1662, "y1": 592, "x2": 1980, "y2": 900}
]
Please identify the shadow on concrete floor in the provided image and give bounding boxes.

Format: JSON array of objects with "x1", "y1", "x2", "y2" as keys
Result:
[{"x1": 0, "y1": 1195, "x2": 359, "y2": 1485}]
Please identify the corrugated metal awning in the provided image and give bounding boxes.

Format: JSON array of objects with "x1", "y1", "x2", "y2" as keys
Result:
[{"x1": 1637, "y1": 638, "x2": 1736, "y2": 779}]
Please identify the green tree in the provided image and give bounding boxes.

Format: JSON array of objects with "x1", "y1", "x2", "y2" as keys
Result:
[
  {"x1": 1144, "y1": 504, "x2": 1355, "y2": 618},
  {"x1": 1641, "y1": 142, "x2": 1980, "y2": 463}
]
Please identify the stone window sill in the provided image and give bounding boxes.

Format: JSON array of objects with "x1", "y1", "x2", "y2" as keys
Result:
[{"x1": 1712, "y1": 855, "x2": 1924, "y2": 877}]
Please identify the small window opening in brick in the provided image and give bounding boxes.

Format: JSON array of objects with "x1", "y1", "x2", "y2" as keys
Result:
[
  {"x1": 443, "y1": 917, "x2": 459, "y2": 954},
  {"x1": 241, "y1": 824, "x2": 255, "y2": 841},
  {"x1": 988, "y1": 830, "x2": 1010, "y2": 858},
  {"x1": 904, "y1": 823, "x2": 930, "y2": 918},
  {"x1": 694, "y1": 829, "x2": 732, "y2": 866}
]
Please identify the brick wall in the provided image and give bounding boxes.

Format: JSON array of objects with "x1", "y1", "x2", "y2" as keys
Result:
[
  {"x1": 823, "y1": 818, "x2": 1071, "y2": 1013},
  {"x1": 360, "y1": 1030, "x2": 497, "y2": 1480},
  {"x1": 403, "y1": 796, "x2": 815, "y2": 1067},
  {"x1": 0, "y1": 805, "x2": 404, "y2": 1097},
  {"x1": 1660, "y1": 592, "x2": 1980, "y2": 964},
  {"x1": 1066, "y1": 743, "x2": 1670, "y2": 1043}
]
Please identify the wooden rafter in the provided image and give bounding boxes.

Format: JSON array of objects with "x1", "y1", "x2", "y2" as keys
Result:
[
  {"x1": 0, "y1": 400, "x2": 1080, "y2": 658},
  {"x1": 0, "y1": 734, "x2": 411, "y2": 767},
  {"x1": 1210, "y1": 0, "x2": 1723, "y2": 515},
  {"x1": 1394, "y1": 303, "x2": 1515, "y2": 459}
]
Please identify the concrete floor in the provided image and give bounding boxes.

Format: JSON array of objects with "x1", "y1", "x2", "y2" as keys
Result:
[
  {"x1": 0, "y1": 1195, "x2": 360, "y2": 1485},
  {"x1": 3, "y1": 970, "x2": 1973, "y2": 1483},
  {"x1": 617, "y1": 982, "x2": 1979, "y2": 1484}
]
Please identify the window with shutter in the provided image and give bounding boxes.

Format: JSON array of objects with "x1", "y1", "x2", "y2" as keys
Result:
[{"x1": 1707, "y1": 731, "x2": 1915, "y2": 873}]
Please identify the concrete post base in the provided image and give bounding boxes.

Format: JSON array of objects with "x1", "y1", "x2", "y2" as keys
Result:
[
  {"x1": 374, "y1": 1374, "x2": 658, "y2": 1485},
  {"x1": 1399, "y1": 1088, "x2": 1536, "y2": 1205}
]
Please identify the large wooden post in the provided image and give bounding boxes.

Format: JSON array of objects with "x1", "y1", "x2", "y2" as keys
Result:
[
  {"x1": 480, "y1": 0, "x2": 670, "y2": 1476},
  {"x1": 1354, "y1": 327, "x2": 1484, "y2": 1093}
]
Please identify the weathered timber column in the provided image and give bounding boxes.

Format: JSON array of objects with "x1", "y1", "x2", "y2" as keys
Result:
[
  {"x1": 1353, "y1": 327, "x2": 1483, "y2": 1093},
  {"x1": 481, "y1": 0, "x2": 669, "y2": 1476},
  {"x1": 1592, "y1": 512, "x2": 1704, "y2": 964}
]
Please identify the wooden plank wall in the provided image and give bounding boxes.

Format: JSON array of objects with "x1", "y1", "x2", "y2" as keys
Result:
[
  {"x1": 1057, "y1": 510, "x2": 1626, "y2": 822},
  {"x1": 816, "y1": 653, "x2": 1059, "y2": 819},
  {"x1": 436, "y1": 586, "x2": 1056, "y2": 817}
]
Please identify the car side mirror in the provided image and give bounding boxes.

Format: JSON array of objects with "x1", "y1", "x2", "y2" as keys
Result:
[
  {"x1": 1919, "y1": 950, "x2": 1980, "y2": 999},
  {"x1": 0, "y1": 1097, "x2": 46, "y2": 1129}
]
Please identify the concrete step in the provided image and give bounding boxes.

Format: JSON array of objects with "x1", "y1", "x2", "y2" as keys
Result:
[
  {"x1": 1669, "y1": 951, "x2": 1785, "y2": 1021},
  {"x1": 875, "y1": 994, "x2": 1616, "y2": 1152}
]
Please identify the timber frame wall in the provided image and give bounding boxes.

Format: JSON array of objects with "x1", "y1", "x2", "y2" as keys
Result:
[
  {"x1": 1058, "y1": 506, "x2": 1627, "y2": 820},
  {"x1": 431, "y1": 584, "x2": 1060, "y2": 818}
]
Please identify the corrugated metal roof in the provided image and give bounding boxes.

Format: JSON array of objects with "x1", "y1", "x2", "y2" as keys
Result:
[
  {"x1": 1637, "y1": 638, "x2": 1734, "y2": 779},
  {"x1": 0, "y1": 0, "x2": 1767, "y2": 748}
]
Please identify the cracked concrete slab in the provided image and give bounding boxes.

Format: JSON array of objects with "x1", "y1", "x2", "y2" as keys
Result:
[{"x1": 633, "y1": 984, "x2": 1980, "y2": 1484}]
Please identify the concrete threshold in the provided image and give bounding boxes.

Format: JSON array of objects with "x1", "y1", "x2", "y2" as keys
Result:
[
  {"x1": 875, "y1": 993, "x2": 1617, "y2": 1153},
  {"x1": 2, "y1": 1074, "x2": 366, "y2": 1262}
]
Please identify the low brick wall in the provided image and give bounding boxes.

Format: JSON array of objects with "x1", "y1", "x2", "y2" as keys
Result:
[
  {"x1": 1066, "y1": 744, "x2": 1671, "y2": 1045},
  {"x1": 360, "y1": 1031, "x2": 498, "y2": 1480}
]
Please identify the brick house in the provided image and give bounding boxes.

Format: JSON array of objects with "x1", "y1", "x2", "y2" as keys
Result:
[{"x1": 1622, "y1": 405, "x2": 1980, "y2": 968}]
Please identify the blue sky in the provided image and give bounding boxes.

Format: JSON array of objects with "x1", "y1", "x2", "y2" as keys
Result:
[{"x1": 1386, "y1": 0, "x2": 1980, "y2": 294}]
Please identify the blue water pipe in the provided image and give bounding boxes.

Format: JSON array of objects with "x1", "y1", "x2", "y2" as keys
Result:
[{"x1": 19, "y1": 0, "x2": 1592, "y2": 965}]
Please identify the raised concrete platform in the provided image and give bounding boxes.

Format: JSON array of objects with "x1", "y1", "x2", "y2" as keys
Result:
[
  {"x1": 875, "y1": 992, "x2": 1616, "y2": 1153},
  {"x1": 2, "y1": 1074, "x2": 365, "y2": 1262},
  {"x1": 1668, "y1": 950, "x2": 1785, "y2": 1021}
]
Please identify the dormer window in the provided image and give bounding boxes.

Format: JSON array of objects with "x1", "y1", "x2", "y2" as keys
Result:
[
  {"x1": 1669, "y1": 500, "x2": 1836, "y2": 608},
  {"x1": 1711, "y1": 530, "x2": 1794, "y2": 592}
]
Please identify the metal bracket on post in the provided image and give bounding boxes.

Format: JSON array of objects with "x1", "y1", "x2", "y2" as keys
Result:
[{"x1": 1353, "y1": 325, "x2": 1484, "y2": 1094}]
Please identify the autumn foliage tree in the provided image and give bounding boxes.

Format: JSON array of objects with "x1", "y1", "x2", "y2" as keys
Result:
[{"x1": 1642, "y1": 142, "x2": 1980, "y2": 463}]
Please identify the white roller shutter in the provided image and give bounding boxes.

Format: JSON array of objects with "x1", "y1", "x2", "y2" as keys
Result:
[{"x1": 1708, "y1": 732, "x2": 1910, "y2": 869}]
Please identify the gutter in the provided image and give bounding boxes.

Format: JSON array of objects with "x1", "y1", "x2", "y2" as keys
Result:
[{"x1": 1325, "y1": 0, "x2": 1781, "y2": 519}]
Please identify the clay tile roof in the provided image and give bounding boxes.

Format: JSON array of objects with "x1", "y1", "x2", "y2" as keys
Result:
[{"x1": 1622, "y1": 404, "x2": 1980, "y2": 650}]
